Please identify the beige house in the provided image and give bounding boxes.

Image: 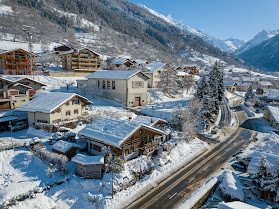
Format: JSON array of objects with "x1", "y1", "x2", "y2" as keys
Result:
[
  {"x1": 0, "y1": 76, "x2": 46, "y2": 110},
  {"x1": 141, "y1": 61, "x2": 167, "y2": 88},
  {"x1": 18, "y1": 92, "x2": 93, "y2": 126},
  {"x1": 225, "y1": 82, "x2": 237, "y2": 94},
  {"x1": 263, "y1": 106, "x2": 279, "y2": 129},
  {"x1": 77, "y1": 70, "x2": 150, "y2": 107},
  {"x1": 59, "y1": 48, "x2": 100, "y2": 71}
]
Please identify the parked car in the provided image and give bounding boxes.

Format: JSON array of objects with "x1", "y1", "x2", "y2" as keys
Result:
[{"x1": 11, "y1": 121, "x2": 28, "y2": 132}]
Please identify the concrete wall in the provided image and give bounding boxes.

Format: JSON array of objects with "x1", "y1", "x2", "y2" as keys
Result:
[{"x1": 49, "y1": 71, "x2": 92, "y2": 77}]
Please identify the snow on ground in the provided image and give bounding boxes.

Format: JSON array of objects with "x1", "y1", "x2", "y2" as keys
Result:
[
  {"x1": 0, "y1": 147, "x2": 64, "y2": 205},
  {"x1": 141, "y1": 89, "x2": 194, "y2": 122},
  {"x1": 177, "y1": 175, "x2": 219, "y2": 209},
  {"x1": 0, "y1": 38, "x2": 60, "y2": 54},
  {"x1": 0, "y1": 1, "x2": 13, "y2": 14},
  {"x1": 7, "y1": 137, "x2": 207, "y2": 209}
]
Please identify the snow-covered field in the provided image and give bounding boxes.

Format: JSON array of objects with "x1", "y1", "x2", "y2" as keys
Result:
[{"x1": 141, "y1": 89, "x2": 195, "y2": 121}]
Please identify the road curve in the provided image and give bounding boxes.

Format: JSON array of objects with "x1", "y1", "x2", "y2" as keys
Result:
[{"x1": 126, "y1": 106, "x2": 255, "y2": 209}]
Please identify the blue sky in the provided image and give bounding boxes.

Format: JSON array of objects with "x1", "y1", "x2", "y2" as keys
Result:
[{"x1": 128, "y1": 0, "x2": 279, "y2": 41}]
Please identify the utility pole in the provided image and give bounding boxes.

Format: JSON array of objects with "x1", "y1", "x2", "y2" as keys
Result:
[
  {"x1": 8, "y1": 121, "x2": 12, "y2": 142},
  {"x1": 111, "y1": 171, "x2": 114, "y2": 199},
  {"x1": 22, "y1": 25, "x2": 36, "y2": 79}
]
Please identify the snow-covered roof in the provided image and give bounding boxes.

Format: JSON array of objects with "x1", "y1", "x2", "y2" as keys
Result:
[
  {"x1": 176, "y1": 70, "x2": 188, "y2": 77},
  {"x1": 242, "y1": 77, "x2": 259, "y2": 82},
  {"x1": 236, "y1": 82, "x2": 251, "y2": 86},
  {"x1": 71, "y1": 154, "x2": 104, "y2": 165},
  {"x1": 0, "y1": 48, "x2": 37, "y2": 56},
  {"x1": 217, "y1": 201, "x2": 260, "y2": 209},
  {"x1": 267, "y1": 89, "x2": 279, "y2": 100},
  {"x1": 17, "y1": 92, "x2": 92, "y2": 113},
  {"x1": 260, "y1": 81, "x2": 272, "y2": 86},
  {"x1": 59, "y1": 48, "x2": 101, "y2": 56},
  {"x1": 111, "y1": 58, "x2": 131, "y2": 65},
  {"x1": 132, "y1": 115, "x2": 167, "y2": 126},
  {"x1": 12, "y1": 83, "x2": 32, "y2": 89},
  {"x1": 78, "y1": 117, "x2": 164, "y2": 148},
  {"x1": 248, "y1": 151, "x2": 279, "y2": 177},
  {"x1": 224, "y1": 81, "x2": 237, "y2": 87},
  {"x1": 142, "y1": 61, "x2": 166, "y2": 73},
  {"x1": 0, "y1": 116, "x2": 17, "y2": 123},
  {"x1": 265, "y1": 106, "x2": 279, "y2": 123},
  {"x1": 134, "y1": 59, "x2": 147, "y2": 65},
  {"x1": 51, "y1": 140, "x2": 80, "y2": 153},
  {"x1": 86, "y1": 70, "x2": 148, "y2": 80},
  {"x1": 0, "y1": 75, "x2": 46, "y2": 86},
  {"x1": 182, "y1": 64, "x2": 197, "y2": 68}
]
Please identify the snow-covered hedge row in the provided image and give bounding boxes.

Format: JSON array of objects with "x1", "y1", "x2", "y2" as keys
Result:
[
  {"x1": 32, "y1": 144, "x2": 68, "y2": 174},
  {"x1": 1, "y1": 178, "x2": 68, "y2": 208},
  {"x1": 35, "y1": 120, "x2": 77, "y2": 132},
  {"x1": 0, "y1": 142, "x2": 26, "y2": 152},
  {"x1": 77, "y1": 113, "x2": 101, "y2": 124}
]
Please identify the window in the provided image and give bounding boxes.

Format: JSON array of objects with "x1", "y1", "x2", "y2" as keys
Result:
[
  {"x1": 66, "y1": 101, "x2": 70, "y2": 106},
  {"x1": 132, "y1": 81, "x2": 144, "y2": 88},
  {"x1": 19, "y1": 90, "x2": 26, "y2": 94},
  {"x1": 98, "y1": 80, "x2": 100, "y2": 88},
  {"x1": 112, "y1": 81, "x2": 115, "y2": 90},
  {"x1": 66, "y1": 110, "x2": 71, "y2": 116},
  {"x1": 37, "y1": 120, "x2": 48, "y2": 123},
  {"x1": 102, "y1": 80, "x2": 105, "y2": 89},
  {"x1": 93, "y1": 144, "x2": 102, "y2": 152},
  {"x1": 20, "y1": 100, "x2": 25, "y2": 102},
  {"x1": 107, "y1": 81, "x2": 110, "y2": 89},
  {"x1": 74, "y1": 109, "x2": 78, "y2": 114},
  {"x1": 72, "y1": 99, "x2": 80, "y2": 105}
]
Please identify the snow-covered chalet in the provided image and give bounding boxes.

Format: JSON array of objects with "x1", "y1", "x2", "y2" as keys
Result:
[
  {"x1": 18, "y1": 92, "x2": 93, "y2": 126},
  {"x1": 78, "y1": 117, "x2": 167, "y2": 160}
]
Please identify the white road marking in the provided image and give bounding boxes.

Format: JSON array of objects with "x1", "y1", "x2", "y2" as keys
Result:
[{"x1": 169, "y1": 192, "x2": 177, "y2": 199}]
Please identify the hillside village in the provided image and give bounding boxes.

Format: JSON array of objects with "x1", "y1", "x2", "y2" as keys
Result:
[{"x1": 0, "y1": 1, "x2": 279, "y2": 209}]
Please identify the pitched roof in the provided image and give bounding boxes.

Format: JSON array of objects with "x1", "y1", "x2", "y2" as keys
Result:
[
  {"x1": 182, "y1": 64, "x2": 197, "y2": 68},
  {"x1": 134, "y1": 59, "x2": 147, "y2": 65},
  {"x1": 12, "y1": 83, "x2": 32, "y2": 89},
  {"x1": 236, "y1": 82, "x2": 251, "y2": 86},
  {"x1": 72, "y1": 154, "x2": 104, "y2": 165},
  {"x1": 0, "y1": 48, "x2": 37, "y2": 56},
  {"x1": 267, "y1": 89, "x2": 279, "y2": 100},
  {"x1": 224, "y1": 81, "x2": 237, "y2": 87},
  {"x1": 111, "y1": 58, "x2": 131, "y2": 65},
  {"x1": 86, "y1": 70, "x2": 149, "y2": 80},
  {"x1": 78, "y1": 117, "x2": 164, "y2": 148},
  {"x1": 132, "y1": 115, "x2": 167, "y2": 126},
  {"x1": 0, "y1": 75, "x2": 46, "y2": 86},
  {"x1": 142, "y1": 61, "x2": 166, "y2": 73},
  {"x1": 260, "y1": 81, "x2": 273, "y2": 86},
  {"x1": 52, "y1": 140, "x2": 80, "y2": 153},
  {"x1": 59, "y1": 48, "x2": 101, "y2": 56},
  {"x1": 265, "y1": 106, "x2": 279, "y2": 123},
  {"x1": 17, "y1": 92, "x2": 92, "y2": 113}
]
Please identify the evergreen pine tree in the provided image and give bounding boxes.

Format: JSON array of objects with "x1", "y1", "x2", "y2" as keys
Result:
[
  {"x1": 245, "y1": 85, "x2": 256, "y2": 102},
  {"x1": 196, "y1": 75, "x2": 207, "y2": 101}
]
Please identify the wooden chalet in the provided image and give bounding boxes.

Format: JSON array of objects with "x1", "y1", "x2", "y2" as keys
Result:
[
  {"x1": 112, "y1": 58, "x2": 134, "y2": 68},
  {"x1": 72, "y1": 154, "x2": 104, "y2": 179},
  {"x1": 54, "y1": 45, "x2": 72, "y2": 53},
  {"x1": 51, "y1": 140, "x2": 80, "y2": 159},
  {"x1": 132, "y1": 115, "x2": 168, "y2": 130},
  {"x1": 225, "y1": 82, "x2": 237, "y2": 94},
  {"x1": 0, "y1": 49, "x2": 37, "y2": 75},
  {"x1": 182, "y1": 64, "x2": 199, "y2": 75},
  {"x1": 78, "y1": 117, "x2": 166, "y2": 160},
  {"x1": 59, "y1": 48, "x2": 100, "y2": 71}
]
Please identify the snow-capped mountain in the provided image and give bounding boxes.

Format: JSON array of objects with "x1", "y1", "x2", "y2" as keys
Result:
[
  {"x1": 235, "y1": 29, "x2": 279, "y2": 55},
  {"x1": 138, "y1": 4, "x2": 245, "y2": 53},
  {"x1": 238, "y1": 33, "x2": 279, "y2": 72}
]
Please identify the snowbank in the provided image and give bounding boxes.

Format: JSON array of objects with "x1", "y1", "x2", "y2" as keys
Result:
[
  {"x1": 26, "y1": 127, "x2": 52, "y2": 138},
  {"x1": 218, "y1": 201, "x2": 260, "y2": 209},
  {"x1": 177, "y1": 176, "x2": 218, "y2": 209},
  {"x1": 219, "y1": 170, "x2": 244, "y2": 201},
  {"x1": 241, "y1": 104, "x2": 255, "y2": 117}
]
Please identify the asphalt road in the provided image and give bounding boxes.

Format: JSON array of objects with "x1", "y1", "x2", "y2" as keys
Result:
[{"x1": 127, "y1": 106, "x2": 255, "y2": 209}]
